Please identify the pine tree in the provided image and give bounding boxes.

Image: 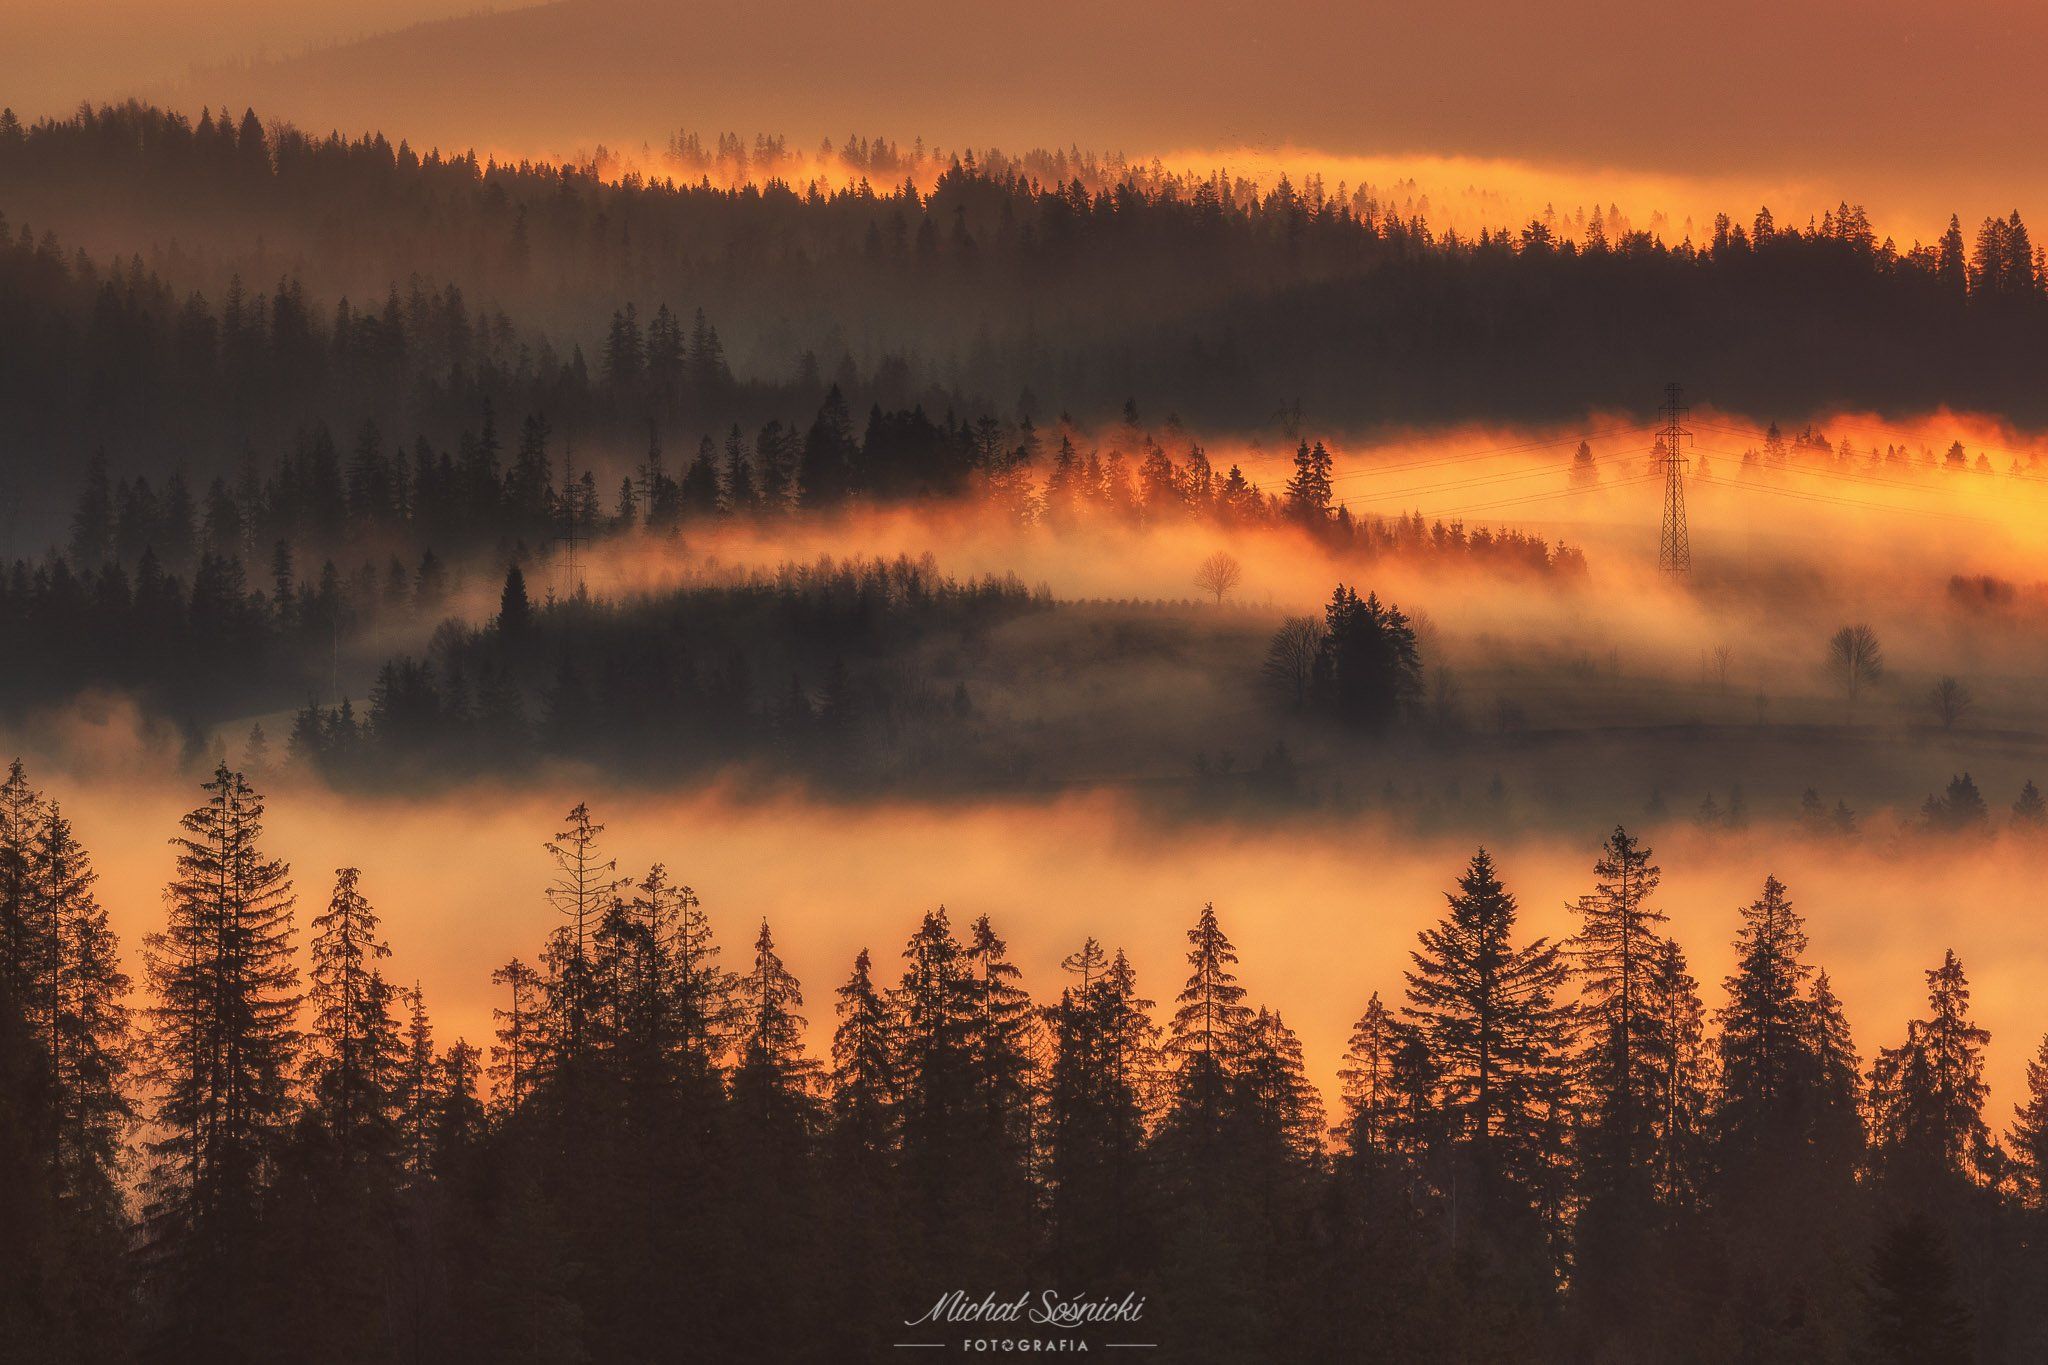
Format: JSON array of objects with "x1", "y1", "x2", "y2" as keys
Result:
[
  {"x1": 829, "y1": 948, "x2": 896, "y2": 1160},
  {"x1": 1570, "y1": 826, "x2": 1668, "y2": 1185},
  {"x1": 1646, "y1": 937, "x2": 1712, "y2": 1212},
  {"x1": 1284, "y1": 439, "x2": 1333, "y2": 522},
  {"x1": 730, "y1": 920, "x2": 818, "y2": 1131},
  {"x1": 37, "y1": 803, "x2": 131, "y2": 1217},
  {"x1": 1567, "y1": 825, "x2": 1670, "y2": 1328},
  {"x1": 300, "y1": 867, "x2": 400, "y2": 1161},
  {"x1": 490, "y1": 958, "x2": 542, "y2": 1112},
  {"x1": 1570, "y1": 439, "x2": 1598, "y2": 487},
  {"x1": 890, "y1": 907, "x2": 977, "y2": 1213},
  {"x1": 1807, "y1": 969, "x2": 1865, "y2": 1159},
  {"x1": 497, "y1": 563, "x2": 532, "y2": 636},
  {"x1": 963, "y1": 914, "x2": 1036, "y2": 1156},
  {"x1": 432, "y1": 1040, "x2": 488, "y2": 1174},
  {"x1": 1869, "y1": 950, "x2": 1993, "y2": 1191},
  {"x1": 799, "y1": 385, "x2": 858, "y2": 504},
  {"x1": 138, "y1": 765, "x2": 299, "y2": 1351},
  {"x1": 1163, "y1": 903, "x2": 1253, "y2": 1142},
  {"x1": 1044, "y1": 945, "x2": 1155, "y2": 1281},
  {"x1": 397, "y1": 985, "x2": 437, "y2": 1177},
  {"x1": 0, "y1": 790, "x2": 132, "y2": 1362},
  {"x1": 2009, "y1": 1034, "x2": 2048, "y2": 1208},
  {"x1": 667, "y1": 874, "x2": 732, "y2": 1080},
  {"x1": 1236, "y1": 1007, "x2": 1325, "y2": 1160},
  {"x1": 0, "y1": 760, "x2": 48, "y2": 1019},
  {"x1": 1403, "y1": 849, "x2": 1570, "y2": 1222},
  {"x1": 1335, "y1": 993, "x2": 1405, "y2": 1170},
  {"x1": 539, "y1": 804, "x2": 625, "y2": 1076},
  {"x1": 282, "y1": 870, "x2": 406, "y2": 1363},
  {"x1": 1715, "y1": 875, "x2": 1812, "y2": 1153}
]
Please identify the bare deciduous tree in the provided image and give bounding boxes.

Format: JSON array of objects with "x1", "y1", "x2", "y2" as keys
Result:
[
  {"x1": 1929, "y1": 675, "x2": 1973, "y2": 731},
  {"x1": 1262, "y1": 615, "x2": 1325, "y2": 709},
  {"x1": 1194, "y1": 550, "x2": 1244, "y2": 605},
  {"x1": 1825, "y1": 624, "x2": 1884, "y2": 706}
]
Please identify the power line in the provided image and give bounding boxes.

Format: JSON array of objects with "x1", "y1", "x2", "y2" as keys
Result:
[
  {"x1": 1694, "y1": 470, "x2": 1996, "y2": 524},
  {"x1": 1415, "y1": 470, "x2": 1661, "y2": 519},
  {"x1": 1322, "y1": 423, "x2": 1655, "y2": 485},
  {"x1": 1335, "y1": 450, "x2": 1641, "y2": 503},
  {"x1": 1693, "y1": 418, "x2": 2048, "y2": 486}
]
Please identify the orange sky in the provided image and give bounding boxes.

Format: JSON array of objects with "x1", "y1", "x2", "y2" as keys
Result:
[
  {"x1": 28, "y1": 755, "x2": 2048, "y2": 1138},
  {"x1": 10, "y1": 0, "x2": 2048, "y2": 245}
]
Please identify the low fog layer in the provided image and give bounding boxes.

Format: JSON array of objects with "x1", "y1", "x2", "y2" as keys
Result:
[{"x1": 29, "y1": 759, "x2": 2048, "y2": 1127}]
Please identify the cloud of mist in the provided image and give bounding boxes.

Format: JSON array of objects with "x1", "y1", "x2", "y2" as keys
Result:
[{"x1": 29, "y1": 756, "x2": 2048, "y2": 1133}]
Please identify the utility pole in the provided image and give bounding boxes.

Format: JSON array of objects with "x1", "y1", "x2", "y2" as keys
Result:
[{"x1": 1657, "y1": 382, "x2": 1691, "y2": 575}]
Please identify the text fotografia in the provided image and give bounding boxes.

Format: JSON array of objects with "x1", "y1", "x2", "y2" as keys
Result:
[{"x1": 900, "y1": 1291, "x2": 1150, "y2": 1351}]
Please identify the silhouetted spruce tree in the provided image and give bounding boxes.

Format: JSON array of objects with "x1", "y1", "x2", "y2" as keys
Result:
[
  {"x1": 725, "y1": 920, "x2": 822, "y2": 1356},
  {"x1": 38, "y1": 801, "x2": 132, "y2": 1243},
  {"x1": 1869, "y1": 950, "x2": 1993, "y2": 1196},
  {"x1": 2014, "y1": 779, "x2": 2047, "y2": 828},
  {"x1": 299, "y1": 868, "x2": 401, "y2": 1160},
  {"x1": 962, "y1": 914, "x2": 1037, "y2": 1229},
  {"x1": 138, "y1": 765, "x2": 299, "y2": 1357},
  {"x1": 890, "y1": 906, "x2": 980, "y2": 1257},
  {"x1": 1044, "y1": 945, "x2": 1156, "y2": 1283},
  {"x1": 397, "y1": 984, "x2": 436, "y2": 1178},
  {"x1": 730, "y1": 920, "x2": 819, "y2": 1132},
  {"x1": 489, "y1": 957, "x2": 542, "y2": 1112},
  {"x1": 1283, "y1": 439, "x2": 1333, "y2": 522},
  {"x1": 432, "y1": 1039, "x2": 487, "y2": 1175},
  {"x1": 1646, "y1": 937, "x2": 1712, "y2": 1215},
  {"x1": 1309, "y1": 585, "x2": 1421, "y2": 728},
  {"x1": 830, "y1": 949, "x2": 896, "y2": 1161},
  {"x1": 822, "y1": 948, "x2": 905, "y2": 1341},
  {"x1": 277, "y1": 867, "x2": 404, "y2": 1363},
  {"x1": 1570, "y1": 826, "x2": 1667, "y2": 1172},
  {"x1": 1567, "y1": 825, "x2": 1670, "y2": 1342},
  {"x1": 1807, "y1": 970, "x2": 1866, "y2": 1157},
  {"x1": 1715, "y1": 875, "x2": 1813, "y2": 1153},
  {"x1": 1335, "y1": 993, "x2": 1407, "y2": 1175},
  {"x1": 799, "y1": 385, "x2": 859, "y2": 504},
  {"x1": 1163, "y1": 902, "x2": 1252, "y2": 1144},
  {"x1": 537, "y1": 804, "x2": 624, "y2": 1082},
  {"x1": 0, "y1": 777, "x2": 133, "y2": 1363},
  {"x1": 1326, "y1": 993, "x2": 1442, "y2": 1361},
  {"x1": 1402, "y1": 848, "x2": 1570, "y2": 1252},
  {"x1": 666, "y1": 873, "x2": 734, "y2": 1088},
  {"x1": 496, "y1": 563, "x2": 531, "y2": 636},
  {"x1": 0, "y1": 762, "x2": 47, "y2": 1002},
  {"x1": 680, "y1": 437, "x2": 721, "y2": 515},
  {"x1": 1236, "y1": 1006, "x2": 1324, "y2": 1159},
  {"x1": 2011, "y1": 1035, "x2": 2048, "y2": 1210},
  {"x1": 1157, "y1": 903, "x2": 1263, "y2": 1355},
  {"x1": 591, "y1": 866, "x2": 729, "y2": 1358},
  {"x1": 1709, "y1": 877, "x2": 1868, "y2": 1357}
]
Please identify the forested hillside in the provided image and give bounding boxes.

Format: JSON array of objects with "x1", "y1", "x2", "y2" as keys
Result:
[{"x1": 2, "y1": 760, "x2": 2041, "y2": 1361}]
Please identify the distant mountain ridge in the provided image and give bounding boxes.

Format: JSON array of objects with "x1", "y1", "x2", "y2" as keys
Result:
[{"x1": 171, "y1": 0, "x2": 2048, "y2": 196}]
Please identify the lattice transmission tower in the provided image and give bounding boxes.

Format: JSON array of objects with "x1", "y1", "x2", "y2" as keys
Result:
[{"x1": 1657, "y1": 382, "x2": 1691, "y2": 575}]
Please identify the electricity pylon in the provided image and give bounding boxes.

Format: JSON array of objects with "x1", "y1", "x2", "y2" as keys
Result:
[{"x1": 1657, "y1": 383, "x2": 1691, "y2": 575}]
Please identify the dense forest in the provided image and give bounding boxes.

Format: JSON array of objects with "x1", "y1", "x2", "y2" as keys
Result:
[
  {"x1": 13, "y1": 80, "x2": 2048, "y2": 1365},
  {"x1": 8, "y1": 99, "x2": 2048, "y2": 510},
  {"x1": 0, "y1": 396, "x2": 1578, "y2": 774},
  {"x1": 3, "y1": 758, "x2": 2044, "y2": 1362}
]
